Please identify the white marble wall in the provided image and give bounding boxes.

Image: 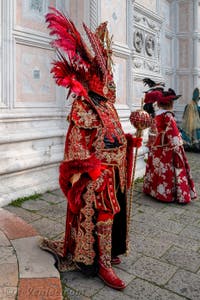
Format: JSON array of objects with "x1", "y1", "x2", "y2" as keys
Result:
[
  {"x1": 133, "y1": 0, "x2": 199, "y2": 123},
  {"x1": 132, "y1": 1, "x2": 163, "y2": 104},
  {"x1": 0, "y1": 0, "x2": 68, "y2": 206}
]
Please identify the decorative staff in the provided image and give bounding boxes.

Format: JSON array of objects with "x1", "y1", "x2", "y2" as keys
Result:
[{"x1": 126, "y1": 99, "x2": 151, "y2": 249}]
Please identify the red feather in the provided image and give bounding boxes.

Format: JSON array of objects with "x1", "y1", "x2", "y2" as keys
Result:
[
  {"x1": 46, "y1": 7, "x2": 92, "y2": 65},
  {"x1": 83, "y1": 22, "x2": 107, "y2": 76},
  {"x1": 50, "y1": 60, "x2": 87, "y2": 98}
]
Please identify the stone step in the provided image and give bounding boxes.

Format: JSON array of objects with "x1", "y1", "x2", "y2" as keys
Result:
[{"x1": 0, "y1": 209, "x2": 62, "y2": 300}]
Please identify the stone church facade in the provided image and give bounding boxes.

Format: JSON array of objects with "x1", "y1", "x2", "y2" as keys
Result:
[{"x1": 0, "y1": 0, "x2": 199, "y2": 205}]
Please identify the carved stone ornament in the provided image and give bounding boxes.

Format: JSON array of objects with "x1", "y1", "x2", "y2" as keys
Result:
[
  {"x1": 145, "y1": 34, "x2": 155, "y2": 56},
  {"x1": 133, "y1": 30, "x2": 144, "y2": 53},
  {"x1": 134, "y1": 13, "x2": 141, "y2": 23},
  {"x1": 145, "y1": 18, "x2": 156, "y2": 30},
  {"x1": 145, "y1": 61, "x2": 160, "y2": 73},
  {"x1": 133, "y1": 58, "x2": 143, "y2": 68}
]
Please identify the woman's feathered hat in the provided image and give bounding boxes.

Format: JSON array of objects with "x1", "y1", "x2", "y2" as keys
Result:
[
  {"x1": 45, "y1": 7, "x2": 116, "y2": 101},
  {"x1": 143, "y1": 78, "x2": 165, "y2": 104},
  {"x1": 143, "y1": 78, "x2": 165, "y2": 93},
  {"x1": 144, "y1": 88, "x2": 181, "y2": 104}
]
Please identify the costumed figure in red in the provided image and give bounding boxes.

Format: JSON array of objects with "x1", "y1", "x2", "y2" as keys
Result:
[
  {"x1": 143, "y1": 88, "x2": 197, "y2": 204},
  {"x1": 40, "y1": 7, "x2": 142, "y2": 290}
]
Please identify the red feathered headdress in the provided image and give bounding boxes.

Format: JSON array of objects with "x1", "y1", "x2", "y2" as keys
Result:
[{"x1": 45, "y1": 7, "x2": 115, "y2": 101}]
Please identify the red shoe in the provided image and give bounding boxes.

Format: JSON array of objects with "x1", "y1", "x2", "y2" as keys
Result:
[
  {"x1": 98, "y1": 262, "x2": 126, "y2": 290},
  {"x1": 111, "y1": 256, "x2": 121, "y2": 265}
]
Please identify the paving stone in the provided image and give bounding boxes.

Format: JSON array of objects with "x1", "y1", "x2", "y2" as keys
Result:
[
  {"x1": 30, "y1": 217, "x2": 65, "y2": 238},
  {"x1": 194, "y1": 184, "x2": 200, "y2": 194},
  {"x1": 131, "y1": 203, "x2": 141, "y2": 216},
  {"x1": 132, "y1": 221, "x2": 164, "y2": 238},
  {"x1": 192, "y1": 219, "x2": 200, "y2": 227},
  {"x1": 152, "y1": 217, "x2": 185, "y2": 234},
  {"x1": 153, "y1": 231, "x2": 200, "y2": 251},
  {"x1": 51, "y1": 189, "x2": 65, "y2": 198},
  {"x1": 18, "y1": 278, "x2": 62, "y2": 300},
  {"x1": 159, "y1": 205, "x2": 187, "y2": 215},
  {"x1": 40, "y1": 192, "x2": 65, "y2": 204},
  {"x1": 116, "y1": 251, "x2": 142, "y2": 271},
  {"x1": 161, "y1": 245, "x2": 200, "y2": 272},
  {"x1": 183, "y1": 197, "x2": 200, "y2": 207},
  {"x1": 132, "y1": 190, "x2": 140, "y2": 197},
  {"x1": 134, "y1": 182, "x2": 143, "y2": 192},
  {"x1": 156, "y1": 206, "x2": 186, "y2": 220},
  {"x1": 0, "y1": 209, "x2": 37, "y2": 239},
  {"x1": 0, "y1": 287, "x2": 17, "y2": 300},
  {"x1": 112, "y1": 267, "x2": 135, "y2": 285},
  {"x1": 125, "y1": 280, "x2": 185, "y2": 300},
  {"x1": 123, "y1": 278, "x2": 159, "y2": 300},
  {"x1": 166, "y1": 269, "x2": 200, "y2": 300},
  {"x1": 169, "y1": 211, "x2": 200, "y2": 226},
  {"x1": 11, "y1": 236, "x2": 59, "y2": 278},
  {"x1": 0, "y1": 263, "x2": 18, "y2": 287},
  {"x1": 133, "y1": 213, "x2": 185, "y2": 234},
  {"x1": 0, "y1": 230, "x2": 11, "y2": 246},
  {"x1": 134, "y1": 194, "x2": 168, "y2": 209},
  {"x1": 5, "y1": 206, "x2": 42, "y2": 223},
  {"x1": 130, "y1": 234, "x2": 171, "y2": 258},
  {"x1": 52, "y1": 232, "x2": 65, "y2": 241},
  {"x1": 63, "y1": 286, "x2": 90, "y2": 300},
  {"x1": 21, "y1": 199, "x2": 50, "y2": 211},
  {"x1": 180, "y1": 225, "x2": 200, "y2": 241},
  {"x1": 56, "y1": 215, "x2": 66, "y2": 225},
  {"x1": 36, "y1": 202, "x2": 67, "y2": 220},
  {"x1": 0, "y1": 246, "x2": 16, "y2": 264},
  {"x1": 132, "y1": 204, "x2": 159, "y2": 216},
  {"x1": 129, "y1": 256, "x2": 177, "y2": 285},
  {"x1": 92, "y1": 287, "x2": 132, "y2": 300},
  {"x1": 149, "y1": 287, "x2": 187, "y2": 300},
  {"x1": 61, "y1": 270, "x2": 104, "y2": 297}
]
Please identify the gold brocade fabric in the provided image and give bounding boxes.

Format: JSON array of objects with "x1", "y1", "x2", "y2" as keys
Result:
[
  {"x1": 47, "y1": 97, "x2": 129, "y2": 268},
  {"x1": 74, "y1": 186, "x2": 96, "y2": 265}
]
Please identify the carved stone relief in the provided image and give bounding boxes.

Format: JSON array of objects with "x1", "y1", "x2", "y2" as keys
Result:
[
  {"x1": 133, "y1": 29, "x2": 144, "y2": 53},
  {"x1": 145, "y1": 34, "x2": 155, "y2": 56},
  {"x1": 133, "y1": 58, "x2": 160, "y2": 73},
  {"x1": 133, "y1": 29, "x2": 156, "y2": 57},
  {"x1": 133, "y1": 58, "x2": 143, "y2": 68},
  {"x1": 132, "y1": 4, "x2": 162, "y2": 74},
  {"x1": 134, "y1": 12, "x2": 160, "y2": 31},
  {"x1": 145, "y1": 60, "x2": 160, "y2": 72}
]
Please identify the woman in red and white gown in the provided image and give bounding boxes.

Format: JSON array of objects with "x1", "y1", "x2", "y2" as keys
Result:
[{"x1": 143, "y1": 89, "x2": 197, "y2": 204}]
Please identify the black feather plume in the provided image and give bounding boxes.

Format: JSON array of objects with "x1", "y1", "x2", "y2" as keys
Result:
[{"x1": 143, "y1": 78, "x2": 156, "y2": 87}]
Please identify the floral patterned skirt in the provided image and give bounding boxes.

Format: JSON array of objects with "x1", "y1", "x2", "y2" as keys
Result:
[{"x1": 143, "y1": 145, "x2": 197, "y2": 203}]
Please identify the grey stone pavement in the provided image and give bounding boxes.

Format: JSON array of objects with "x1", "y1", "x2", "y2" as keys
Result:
[{"x1": 3, "y1": 152, "x2": 200, "y2": 300}]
